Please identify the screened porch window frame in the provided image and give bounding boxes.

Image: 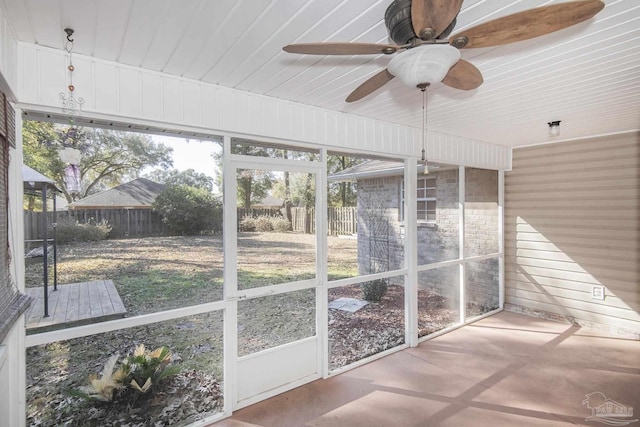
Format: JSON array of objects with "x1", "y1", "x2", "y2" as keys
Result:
[{"x1": 21, "y1": 117, "x2": 505, "y2": 425}]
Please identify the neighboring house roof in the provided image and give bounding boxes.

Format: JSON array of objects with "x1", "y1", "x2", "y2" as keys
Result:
[
  {"x1": 253, "y1": 195, "x2": 284, "y2": 208},
  {"x1": 328, "y1": 159, "x2": 451, "y2": 182},
  {"x1": 68, "y1": 178, "x2": 166, "y2": 209},
  {"x1": 328, "y1": 160, "x2": 405, "y2": 182}
]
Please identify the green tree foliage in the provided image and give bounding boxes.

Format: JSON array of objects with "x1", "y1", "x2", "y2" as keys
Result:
[
  {"x1": 210, "y1": 141, "x2": 364, "y2": 209},
  {"x1": 22, "y1": 121, "x2": 65, "y2": 210},
  {"x1": 236, "y1": 169, "x2": 273, "y2": 208},
  {"x1": 271, "y1": 154, "x2": 362, "y2": 209},
  {"x1": 23, "y1": 121, "x2": 173, "y2": 202},
  {"x1": 144, "y1": 168, "x2": 214, "y2": 192},
  {"x1": 212, "y1": 143, "x2": 274, "y2": 208},
  {"x1": 327, "y1": 155, "x2": 362, "y2": 207},
  {"x1": 272, "y1": 171, "x2": 315, "y2": 208},
  {"x1": 152, "y1": 184, "x2": 221, "y2": 235},
  {"x1": 233, "y1": 143, "x2": 275, "y2": 208}
]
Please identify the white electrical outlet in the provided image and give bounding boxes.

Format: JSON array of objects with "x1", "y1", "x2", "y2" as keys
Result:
[{"x1": 592, "y1": 286, "x2": 605, "y2": 300}]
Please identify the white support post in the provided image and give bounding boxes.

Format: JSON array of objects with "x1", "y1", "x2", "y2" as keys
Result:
[
  {"x1": 459, "y1": 166, "x2": 466, "y2": 325},
  {"x1": 317, "y1": 148, "x2": 329, "y2": 377},
  {"x1": 11, "y1": 107, "x2": 27, "y2": 427},
  {"x1": 10, "y1": 109, "x2": 24, "y2": 291},
  {"x1": 221, "y1": 135, "x2": 238, "y2": 414},
  {"x1": 498, "y1": 170, "x2": 505, "y2": 309},
  {"x1": 404, "y1": 159, "x2": 418, "y2": 347}
]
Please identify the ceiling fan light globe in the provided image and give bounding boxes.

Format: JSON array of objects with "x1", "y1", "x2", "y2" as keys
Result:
[{"x1": 388, "y1": 45, "x2": 461, "y2": 88}]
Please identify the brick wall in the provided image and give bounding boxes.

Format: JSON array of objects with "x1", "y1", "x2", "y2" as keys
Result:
[
  {"x1": 356, "y1": 167, "x2": 499, "y2": 311},
  {"x1": 464, "y1": 168, "x2": 499, "y2": 311},
  {"x1": 356, "y1": 176, "x2": 404, "y2": 276},
  {"x1": 465, "y1": 258, "x2": 499, "y2": 312},
  {"x1": 420, "y1": 169, "x2": 459, "y2": 264}
]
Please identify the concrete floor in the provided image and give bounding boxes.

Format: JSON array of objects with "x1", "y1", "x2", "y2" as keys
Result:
[{"x1": 213, "y1": 311, "x2": 640, "y2": 427}]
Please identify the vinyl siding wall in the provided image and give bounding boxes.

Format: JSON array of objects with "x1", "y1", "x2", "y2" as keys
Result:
[{"x1": 504, "y1": 132, "x2": 640, "y2": 335}]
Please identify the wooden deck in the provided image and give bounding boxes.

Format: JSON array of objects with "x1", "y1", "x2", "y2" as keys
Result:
[{"x1": 25, "y1": 280, "x2": 127, "y2": 334}]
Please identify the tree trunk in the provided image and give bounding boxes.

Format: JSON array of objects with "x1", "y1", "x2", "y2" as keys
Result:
[
  {"x1": 340, "y1": 156, "x2": 347, "y2": 207},
  {"x1": 282, "y1": 150, "x2": 292, "y2": 223},
  {"x1": 304, "y1": 172, "x2": 313, "y2": 234}
]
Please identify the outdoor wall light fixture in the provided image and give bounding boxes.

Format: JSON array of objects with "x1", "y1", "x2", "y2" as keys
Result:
[{"x1": 548, "y1": 120, "x2": 561, "y2": 137}]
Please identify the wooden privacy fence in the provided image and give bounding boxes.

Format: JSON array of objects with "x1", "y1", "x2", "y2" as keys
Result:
[
  {"x1": 24, "y1": 209, "x2": 169, "y2": 239},
  {"x1": 239, "y1": 207, "x2": 355, "y2": 235},
  {"x1": 25, "y1": 206, "x2": 356, "y2": 240},
  {"x1": 291, "y1": 207, "x2": 315, "y2": 234},
  {"x1": 327, "y1": 207, "x2": 357, "y2": 235}
]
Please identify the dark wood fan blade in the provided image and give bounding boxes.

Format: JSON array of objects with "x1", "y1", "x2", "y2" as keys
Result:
[
  {"x1": 346, "y1": 69, "x2": 395, "y2": 103},
  {"x1": 449, "y1": 0, "x2": 604, "y2": 49},
  {"x1": 283, "y1": 42, "x2": 398, "y2": 55},
  {"x1": 411, "y1": 0, "x2": 463, "y2": 40},
  {"x1": 441, "y1": 60, "x2": 483, "y2": 90}
]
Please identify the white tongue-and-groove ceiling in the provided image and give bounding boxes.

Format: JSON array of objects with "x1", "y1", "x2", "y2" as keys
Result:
[{"x1": 4, "y1": 0, "x2": 640, "y2": 147}]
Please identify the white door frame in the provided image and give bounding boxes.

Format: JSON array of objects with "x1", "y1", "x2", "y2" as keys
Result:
[{"x1": 222, "y1": 137, "x2": 326, "y2": 410}]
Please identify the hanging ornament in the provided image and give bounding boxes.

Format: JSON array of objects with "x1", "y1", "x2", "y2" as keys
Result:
[{"x1": 59, "y1": 28, "x2": 84, "y2": 114}]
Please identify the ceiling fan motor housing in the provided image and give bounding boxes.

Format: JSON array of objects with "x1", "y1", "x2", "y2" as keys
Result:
[
  {"x1": 385, "y1": 0, "x2": 457, "y2": 44},
  {"x1": 385, "y1": 0, "x2": 414, "y2": 45}
]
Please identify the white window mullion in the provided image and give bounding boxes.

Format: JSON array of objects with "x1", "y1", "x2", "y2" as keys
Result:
[
  {"x1": 498, "y1": 170, "x2": 505, "y2": 309},
  {"x1": 459, "y1": 166, "x2": 466, "y2": 325},
  {"x1": 401, "y1": 177, "x2": 436, "y2": 224},
  {"x1": 222, "y1": 135, "x2": 238, "y2": 414},
  {"x1": 317, "y1": 148, "x2": 329, "y2": 378},
  {"x1": 404, "y1": 159, "x2": 418, "y2": 347},
  {"x1": 228, "y1": 155, "x2": 320, "y2": 173}
]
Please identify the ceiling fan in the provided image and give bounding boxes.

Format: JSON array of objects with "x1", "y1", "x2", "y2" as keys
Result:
[{"x1": 282, "y1": 0, "x2": 604, "y2": 102}]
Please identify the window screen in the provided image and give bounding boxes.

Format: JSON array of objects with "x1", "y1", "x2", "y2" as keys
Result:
[{"x1": 0, "y1": 93, "x2": 30, "y2": 343}]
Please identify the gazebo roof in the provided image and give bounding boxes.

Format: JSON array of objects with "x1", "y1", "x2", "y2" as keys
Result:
[{"x1": 22, "y1": 164, "x2": 60, "y2": 192}]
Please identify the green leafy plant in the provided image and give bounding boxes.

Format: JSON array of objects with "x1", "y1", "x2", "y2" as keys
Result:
[
  {"x1": 271, "y1": 217, "x2": 291, "y2": 232},
  {"x1": 362, "y1": 279, "x2": 388, "y2": 303},
  {"x1": 52, "y1": 218, "x2": 112, "y2": 243},
  {"x1": 120, "y1": 344, "x2": 180, "y2": 396},
  {"x1": 68, "y1": 354, "x2": 127, "y2": 401},
  {"x1": 240, "y1": 216, "x2": 290, "y2": 232},
  {"x1": 240, "y1": 216, "x2": 256, "y2": 231},
  {"x1": 254, "y1": 216, "x2": 273, "y2": 232},
  {"x1": 153, "y1": 184, "x2": 222, "y2": 235},
  {"x1": 69, "y1": 344, "x2": 180, "y2": 404}
]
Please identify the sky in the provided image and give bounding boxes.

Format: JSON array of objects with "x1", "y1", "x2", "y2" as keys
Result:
[{"x1": 147, "y1": 135, "x2": 221, "y2": 179}]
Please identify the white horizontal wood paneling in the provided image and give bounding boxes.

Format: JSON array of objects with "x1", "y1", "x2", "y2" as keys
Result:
[
  {"x1": 504, "y1": 132, "x2": 640, "y2": 334},
  {"x1": 16, "y1": 43, "x2": 510, "y2": 170}
]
